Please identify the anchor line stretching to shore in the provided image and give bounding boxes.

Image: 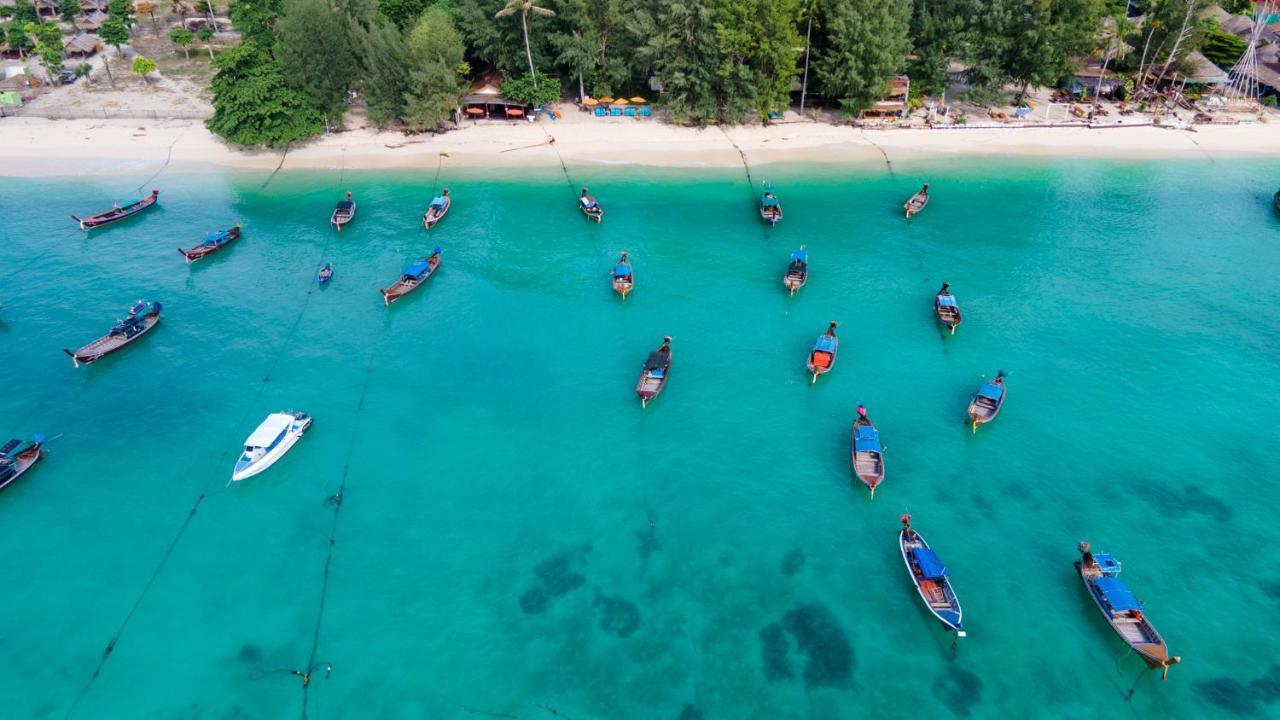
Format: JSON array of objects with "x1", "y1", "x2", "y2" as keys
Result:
[
  {"x1": 259, "y1": 144, "x2": 292, "y2": 191},
  {"x1": 859, "y1": 129, "x2": 895, "y2": 173},
  {"x1": 134, "y1": 125, "x2": 189, "y2": 195},
  {"x1": 719, "y1": 127, "x2": 776, "y2": 241}
]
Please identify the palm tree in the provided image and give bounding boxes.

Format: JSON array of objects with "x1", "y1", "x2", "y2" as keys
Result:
[{"x1": 494, "y1": 0, "x2": 555, "y2": 87}]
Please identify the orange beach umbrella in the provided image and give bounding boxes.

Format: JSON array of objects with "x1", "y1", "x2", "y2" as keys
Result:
[
  {"x1": 599, "y1": 97, "x2": 616, "y2": 104},
  {"x1": 583, "y1": 98, "x2": 599, "y2": 106},
  {"x1": 630, "y1": 97, "x2": 647, "y2": 104}
]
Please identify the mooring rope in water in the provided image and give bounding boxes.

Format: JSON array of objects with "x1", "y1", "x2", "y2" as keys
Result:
[
  {"x1": 134, "y1": 124, "x2": 190, "y2": 195},
  {"x1": 259, "y1": 144, "x2": 292, "y2": 191},
  {"x1": 718, "y1": 126, "x2": 756, "y2": 190},
  {"x1": 858, "y1": 129, "x2": 895, "y2": 174},
  {"x1": 540, "y1": 129, "x2": 578, "y2": 193}
]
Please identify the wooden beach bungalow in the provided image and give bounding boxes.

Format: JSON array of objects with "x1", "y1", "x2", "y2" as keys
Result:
[
  {"x1": 1066, "y1": 60, "x2": 1125, "y2": 98},
  {"x1": 460, "y1": 72, "x2": 530, "y2": 121},
  {"x1": 76, "y1": 9, "x2": 107, "y2": 32},
  {"x1": 63, "y1": 33, "x2": 101, "y2": 59},
  {"x1": 861, "y1": 75, "x2": 910, "y2": 119}
]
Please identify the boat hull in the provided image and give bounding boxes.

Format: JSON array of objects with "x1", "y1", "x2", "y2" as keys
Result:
[
  {"x1": 381, "y1": 258, "x2": 440, "y2": 305},
  {"x1": 72, "y1": 190, "x2": 159, "y2": 230},
  {"x1": 580, "y1": 199, "x2": 603, "y2": 222},
  {"x1": 784, "y1": 268, "x2": 807, "y2": 295},
  {"x1": 331, "y1": 202, "x2": 357, "y2": 230},
  {"x1": 1075, "y1": 561, "x2": 1174, "y2": 669},
  {"x1": 423, "y1": 197, "x2": 451, "y2": 229},
  {"x1": 904, "y1": 193, "x2": 928, "y2": 219},
  {"x1": 967, "y1": 385, "x2": 1005, "y2": 430},
  {"x1": 613, "y1": 275, "x2": 633, "y2": 299},
  {"x1": 900, "y1": 527, "x2": 964, "y2": 634},
  {"x1": 0, "y1": 443, "x2": 43, "y2": 492},
  {"x1": 64, "y1": 311, "x2": 161, "y2": 367},
  {"x1": 760, "y1": 208, "x2": 782, "y2": 225},
  {"x1": 179, "y1": 226, "x2": 241, "y2": 263},
  {"x1": 231, "y1": 415, "x2": 312, "y2": 482}
]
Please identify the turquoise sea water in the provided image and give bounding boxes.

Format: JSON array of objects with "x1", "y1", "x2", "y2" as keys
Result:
[{"x1": 2, "y1": 156, "x2": 1279, "y2": 719}]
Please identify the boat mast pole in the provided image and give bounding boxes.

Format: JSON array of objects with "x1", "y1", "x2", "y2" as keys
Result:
[{"x1": 799, "y1": 4, "x2": 813, "y2": 113}]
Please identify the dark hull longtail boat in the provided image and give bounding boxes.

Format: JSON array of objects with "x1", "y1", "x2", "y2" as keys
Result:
[
  {"x1": 72, "y1": 189, "x2": 159, "y2": 230},
  {"x1": 318, "y1": 263, "x2": 333, "y2": 285},
  {"x1": 851, "y1": 406, "x2": 884, "y2": 497},
  {"x1": 178, "y1": 224, "x2": 241, "y2": 263},
  {"x1": 784, "y1": 246, "x2": 808, "y2": 295},
  {"x1": 935, "y1": 283, "x2": 961, "y2": 334},
  {"x1": 0, "y1": 436, "x2": 45, "y2": 493},
  {"x1": 904, "y1": 183, "x2": 929, "y2": 219},
  {"x1": 1075, "y1": 542, "x2": 1180, "y2": 679},
  {"x1": 423, "y1": 188, "x2": 451, "y2": 229},
  {"x1": 63, "y1": 300, "x2": 162, "y2": 367},
  {"x1": 331, "y1": 192, "x2": 356, "y2": 230},
  {"x1": 760, "y1": 183, "x2": 782, "y2": 226},
  {"x1": 579, "y1": 187, "x2": 604, "y2": 222},
  {"x1": 899, "y1": 515, "x2": 965, "y2": 637},
  {"x1": 636, "y1": 337, "x2": 672, "y2": 408},
  {"x1": 967, "y1": 371, "x2": 1006, "y2": 432},
  {"x1": 612, "y1": 252, "x2": 633, "y2": 300},
  {"x1": 381, "y1": 247, "x2": 441, "y2": 306},
  {"x1": 806, "y1": 321, "x2": 838, "y2": 384},
  {"x1": 1274, "y1": 189, "x2": 1280, "y2": 213}
]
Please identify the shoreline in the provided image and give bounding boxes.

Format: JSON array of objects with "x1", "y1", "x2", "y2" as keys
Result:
[{"x1": 3, "y1": 115, "x2": 1280, "y2": 178}]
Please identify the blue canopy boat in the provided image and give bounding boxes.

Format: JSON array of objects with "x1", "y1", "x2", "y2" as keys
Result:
[
  {"x1": 178, "y1": 224, "x2": 241, "y2": 263},
  {"x1": 72, "y1": 189, "x2": 159, "y2": 230},
  {"x1": 784, "y1": 247, "x2": 807, "y2": 295},
  {"x1": 760, "y1": 183, "x2": 782, "y2": 225},
  {"x1": 579, "y1": 187, "x2": 603, "y2": 222},
  {"x1": 636, "y1": 337, "x2": 672, "y2": 408},
  {"x1": 331, "y1": 191, "x2": 356, "y2": 230},
  {"x1": 899, "y1": 515, "x2": 964, "y2": 636},
  {"x1": 967, "y1": 371, "x2": 1006, "y2": 431},
  {"x1": 612, "y1": 252, "x2": 634, "y2": 300},
  {"x1": 381, "y1": 247, "x2": 441, "y2": 305},
  {"x1": 935, "y1": 283, "x2": 961, "y2": 334},
  {"x1": 423, "y1": 188, "x2": 451, "y2": 229},
  {"x1": 851, "y1": 409, "x2": 884, "y2": 496},
  {"x1": 806, "y1": 321, "x2": 838, "y2": 383},
  {"x1": 1075, "y1": 542, "x2": 1180, "y2": 678},
  {"x1": 0, "y1": 435, "x2": 45, "y2": 492},
  {"x1": 318, "y1": 263, "x2": 333, "y2": 285},
  {"x1": 63, "y1": 300, "x2": 162, "y2": 367}
]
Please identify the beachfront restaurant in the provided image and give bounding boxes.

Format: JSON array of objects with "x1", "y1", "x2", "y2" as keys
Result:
[{"x1": 460, "y1": 73, "x2": 529, "y2": 120}]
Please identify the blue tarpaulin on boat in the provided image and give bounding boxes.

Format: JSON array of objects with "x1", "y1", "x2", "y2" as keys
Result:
[
  {"x1": 761, "y1": 196, "x2": 779, "y2": 207},
  {"x1": 614, "y1": 263, "x2": 632, "y2": 277},
  {"x1": 404, "y1": 261, "x2": 430, "y2": 277},
  {"x1": 854, "y1": 425, "x2": 881, "y2": 452},
  {"x1": 650, "y1": 368, "x2": 665, "y2": 378},
  {"x1": 430, "y1": 196, "x2": 446, "y2": 207},
  {"x1": 337, "y1": 200, "x2": 353, "y2": 210},
  {"x1": 814, "y1": 335, "x2": 837, "y2": 353},
  {"x1": 938, "y1": 294, "x2": 957, "y2": 307},
  {"x1": 792, "y1": 249, "x2": 807, "y2": 262},
  {"x1": 978, "y1": 383, "x2": 1003, "y2": 401},
  {"x1": 1095, "y1": 576, "x2": 1142, "y2": 612},
  {"x1": 203, "y1": 230, "x2": 227, "y2": 244},
  {"x1": 911, "y1": 547, "x2": 948, "y2": 580}
]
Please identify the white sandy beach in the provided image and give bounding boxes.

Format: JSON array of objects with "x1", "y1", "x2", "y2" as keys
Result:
[{"x1": 3, "y1": 110, "x2": 1280, "y2": 178}]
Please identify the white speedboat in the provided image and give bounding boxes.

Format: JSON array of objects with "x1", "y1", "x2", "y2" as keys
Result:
[{"x1": 231, "y1": 411, "x2": 312, "y2": 482}]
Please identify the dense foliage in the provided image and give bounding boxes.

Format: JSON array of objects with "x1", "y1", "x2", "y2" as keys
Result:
[{"x1": 206, "y1": 42, "x2": 325, "y2": 145}]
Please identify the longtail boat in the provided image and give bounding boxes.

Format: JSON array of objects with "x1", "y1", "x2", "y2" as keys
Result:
[
  {"x1": 0, "y1": 435, "x2": 45, "y2": 493},
  {"x1": 851, "y1": 406, "x2": 884, "y2": 496},
  {"x1": 784, "y1": 247, "x2": 807, "y2": 295},
  {"x1": 636, "y1": 337, "x2": 671, "y2": 408},
  {"x1": 178, "y1": 225, "x2": 241, "y2": 263},
  {"x1": 806, "y1": 322, "x2": 838, "y2": 384},
  {"x1": 318, "y1": 263, "x2": 333, "y2": 285},
  {"x1": 904, "y1": 183, "x2": 929, "y2": 219},
  {"x1": 759, "y1": 183, "x2": 782, "y2": 226},
  {"x1": 381, "y1": 247, "x2": 441, "y2": 306},
  {"x1": 63, "y1": 300, "x2": 162, "y2": 367},
  {"x1": 331, "y1": 192, "x2": 356, "y2": 230},
  {"x1": 423, "y1": 188, "x2": 451, "y2": 229},
  {"x1": 1274, "y1": 189, "x2": 1279, "y2": 212},
  {"x1": 612, "y1": 252, "x2": 633, "y2": 300},
  {"x1": 1075, "y1": 542, "x2": 1180, "y2": 678},
  {"x1": 72, "y1": 189, "x2": 159, "y2": 230},
  {"x1": 967, "y1": 371, "x2": 1006, "y2": 432},
  {"x1": 579, "y1": 187, "x2": 604, "y2": 222},
  {"x1": 935, "y1": 283, "x2": 961, "y2": 334},
  {"x1": 900, "y1": 515, "x2": 964, "y2": 636}
]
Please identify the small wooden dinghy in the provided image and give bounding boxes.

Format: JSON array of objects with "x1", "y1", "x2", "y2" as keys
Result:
[
  {"x1": 423, "y1": 188, "x2": 451, "y2": 229},
  {"x1": 317, "y1": 263, "x2": 333, "y2": 285},
  {"x1": 784, "y1": 247, "x2": 808, "y2": 295},
  {"x1": 612, "y1": 252, "x2": 633, "y2": 300},
  {"x1": 72, "y1": 189, "x2": 159, "y2": 230},
  {"x1": 63, "y1": 300, "x2": 162, "y2": 367},
  {"x1": 331, "y1": 191, "x2": 356, "y2": 230},
  {"x1": 0, "y1": 435, "x2": 45, "y2": 493},
  {"x1": 1075, "y1": 542, "x2": 1180, "y2": 678},
  {"x1": 579, "y1": 186, "x2": 604, "y2": 222},
  {"x1": 904, "y1": 183, "x2": 929, "y2": 219},
  {"x1": 636, "y1": 336, "x2": 672, "y2": 408},
  {"x1": 967, "y1": 371, "x2": 1006, "y2": 431},
  {"x1": 935, "y1": 282, "x2": 961, "y2": 334},
  {"x1": 232, "y1": 411, "x2": 312, "y2": 482},
  {"x1": 851, "y1": 406, "x2": 884, "y2": 496},
  {"x1": 806, "y1": 322, "x2": 838, "y2": 384},
  {"x1": 178, "y1": 225, "x2": 241, "y2": 263},
  {"x1": 759, "y1": 183, "x2": 782, "y2": 226},
  {"x1": 900, "y1": 515, "x2": 964, "y2": 636},
  {"x1": 381, "y1": 247, "x2": 441, "y2": 305}
]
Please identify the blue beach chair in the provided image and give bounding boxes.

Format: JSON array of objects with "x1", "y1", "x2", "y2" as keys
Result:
[
  {"x1": 624, "y1": 107, "x2": 637, "y2": 117},
  {"x1": 610, "y1": 107, "x2": 623, "y2": 117},
  {"x1": 594, "y1": 107, "x2": 606, "y2": 117},
  {"x1": 639, "y1": 107, "x2": 652, "y2": 118}
]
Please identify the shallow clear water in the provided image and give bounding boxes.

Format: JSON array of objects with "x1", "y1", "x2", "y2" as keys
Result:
[{"x1": 1, "y1": 156, "x2": 1279, "y2": 719}]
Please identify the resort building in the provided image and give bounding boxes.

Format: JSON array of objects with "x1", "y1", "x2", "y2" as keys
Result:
[{"x1": 63, "y1": 33, "x2": 102, "y2": 59}]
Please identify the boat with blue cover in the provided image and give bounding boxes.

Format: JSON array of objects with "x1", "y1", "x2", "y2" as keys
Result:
[
  {"x1": 423, "y1": 188, "x2": 451, "y2": 229},
  {"x1": 179, "y1": 224, "x2": 241, "y2": 263},
  {"x1": 760, "y1": 183, "x2": 782, "y2": 225},
  {"x1": 232, "y1": 411, "x2": 312, "y2": 482},
  {"x1": 636, "y1": 336, "x2": 671, "y2": 408},
  {"x1": 579, "y1": 187, "x2": 603, "y2": 222},
  {"x1": 851, "y1": 405, "x2": 884, "y2": 496},
  {"x1": 63, "y1": 300, "x2": 162, "y2": 367},
  {"x1": 1075, "y1": 542, "x2": 1180, "y2": 678},
  {"x1": 967, "y1": 371, "x2": 1006, "y2": 431},
  {"x1": 331, "y1": 191, "x2": 356, "y2": 230},
  {"x1": 806, "y1": 321, "x2": 838, "y2": 383},
  {"x1": 784, "y1": 247, "x2": 807, "y2": 295},
  {"x1": 935, "y1": 282, "x2": 961, "y2": 334},
  {"x1": 612, "y1": 252, "x2": 633, "y2": 300},
  {"x1": 318, "y1": 263, "x2": 333, "y2": 285},
  {"x1": 0, "y1": 435, "x2": 45, "y2": 492},
  {"x1": 899, "y1": 515, "x2": 964, "y2": 636},
  {"x1": 72, "y1": 189, "x2": 159, "y2": 230},
  {"x1": 381, "y1": 247, "x2": 441, "y2": 305}
]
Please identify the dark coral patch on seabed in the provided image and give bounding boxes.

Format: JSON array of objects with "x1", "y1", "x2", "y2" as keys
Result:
[
  {"x1": 594, "y1": 589, "x2": 642, "y2": 637},
  {"x1": 236, "y1": 643, "x2": 263, "y2": 664},
  {"x1": 781, "y1": 547, "x2": 806, "y2": 577},
  {"x1": 676, "y1": 703, "x2": 704, "y2": 720},
  {"x1": 1197, "y1": 664, "x2": 1280, "y2": 716},
  {"x1": 759, "y1": 622, "x2": 793, "y2": 682},
  {"x1": 520, "y1": 545, "x2": 591, "y2": 614},
  {"x1": 780, "y1": 603, "x2": 853, "y2": 688},
  {"x1": 932, "y1": 667, "x2": 983, "y2": 717}
]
